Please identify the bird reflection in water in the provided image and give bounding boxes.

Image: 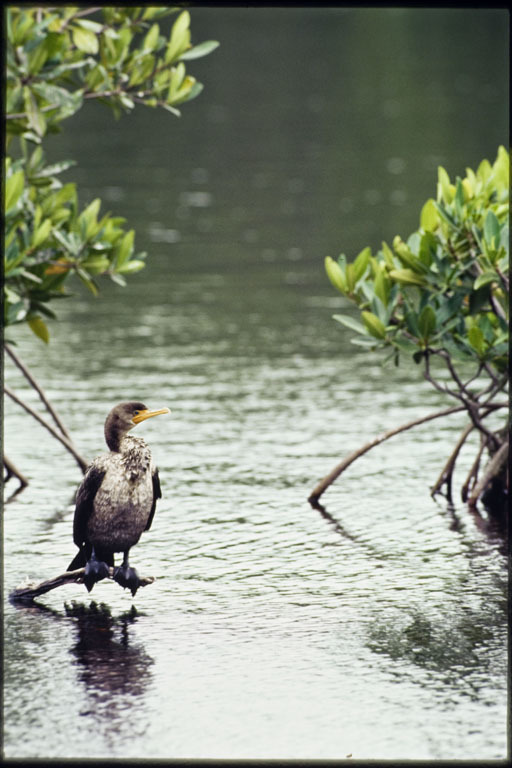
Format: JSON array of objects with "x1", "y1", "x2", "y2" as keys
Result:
[{"x1": 65, "y1": 601, "x2": 154, "y2": 721}]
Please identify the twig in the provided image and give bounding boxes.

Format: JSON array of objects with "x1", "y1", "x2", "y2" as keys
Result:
[
  {"x1": 308, "y1": 404, "x2": 466, "y2": 506},
  {"x1": 5, "y1": 343, "x2": 72, "y2": 440},
  {"x1": 4, "y1": 384, "x2": 89, "y2": 473},
  {"x1": 468, "y1": 439, "x2": 509, "y2": 508},
  {"x1": 9, "y1": 567, "x2": 155, "y2": 604}
]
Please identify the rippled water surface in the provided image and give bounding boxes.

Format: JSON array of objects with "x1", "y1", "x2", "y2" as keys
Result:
[{"x1": 3, "y1": 7, "x2": 508, "y2": 761}]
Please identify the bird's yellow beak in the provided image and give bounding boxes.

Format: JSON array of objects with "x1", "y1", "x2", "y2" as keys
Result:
[{"x1": 132, "y1": 407, "x2": 171, "y2": 424}]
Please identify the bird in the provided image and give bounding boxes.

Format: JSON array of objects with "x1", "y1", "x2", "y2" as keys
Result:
[{"x1": 67, "y1": 401, "x2": 170, "y2": 596}]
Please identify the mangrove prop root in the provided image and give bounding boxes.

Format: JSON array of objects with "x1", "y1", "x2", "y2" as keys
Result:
[
  {"x1": 430, "y1": 421, "x2": 475, "y2": 502},
  {"x1": 9, "y1": 567, "x2": 155, "y2": 604},
  {"x1": 308, "y1": 404, "x2": 466, "y2": 506},
  {"x1": 432, "y1": 403, "x2": 503, "y2": 503},
  {"x1": 461, "y1": 434, "x2": 487, "y2": 503},
  {"x1": 468, "y1": 440, "x2": 509, "y2": 508}
]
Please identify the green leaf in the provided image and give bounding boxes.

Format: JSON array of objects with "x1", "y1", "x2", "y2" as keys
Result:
[
  {"x1": 81, "y1": 256, "x2": 111, "y2": 275},
  {"x1": 454, "y1": 177, "x2": 465, "y2": 214},
  {"x1": 381, "y1": 241, "x2": 395, "y2": 269},
  {"x1": 418, "y1": 232, "x2": 437, "y2": 267},
  {"x1": 437, "y1": 166, "x2": 452, "y2": 204},
  {"x1": 418, "y1": 305, "x2": 436, "y2": 340},
  {"x1": 391, "y1": 337, "x2": 419, "y2": 355},
  {"x1": 78, "y1": 198, "x2": 101, "y2": 239},
  {"x1": 352, "y1": 246, "x2": 371, "y2": 283},
  {"x1": 5, "y1": 170, "x2": 25, "y2": 211},
  {"x1": 115, "y1": 229, "x2": 135, "y2": 268},
  {"x1": 393, "y1": 235, "x2": 427, "y2": 273},
  {"x1": 389, "y1": 269, "x2": 426, "y2": 286},
  {"x1": 168, "y1": 62, "x2": 186, "y2": 100},
  {"x1": 143, "y1": 23, "x2": 160, "y2": 52},
  {"x1": 420, "y1": 198, "x2": 439, "y2": 232},
  {"x1": 128, "y1": 54, "x2": 155, "y2": 87},
  {"x1": 32, "y1": 218, "x2": 52, "y2": 248},
  {"x1": 24, "y1": 88, "x2": 46, "y2": 137},
  {"x1": 28, "y1": 315, "x2": 50, "y2": 343},
  {"x1": 31, "y1": 83, "x2": 83, "y2": 117},
  {"x1": 28, "y1": 41, "x2": 48, "y2": 74},
  {"x1": 345, "y1": 263, "x2": 356, "y2": 293},
  {"x1": 332, "y1": 314, "x2": 367, "y2": 335},
  {"x1": 476, "y1": 158, "x2": 492, "y2": 183},
  {"x1": 474, "y1": 271, "x2": 498, "y2": 290},
  {"x1": 405, "y1": 311, "x2": 420, "y2": 337},
  {"x1": 165, "y1": 10, "x2": 191, "y2": 63},
  {"x1": 74, "y1": 18, "x2": 103, "y2": 33},
  {"x1": 180, "y1": 40, "x2": 220, "y2": 60},
  {"x1": 361, "y1": 311, "x2": 386, "y2": 339},
  {"x1": 182, "y1": 80, "x2": 203, "y2": 103},
  {"x1": 77, "y1": 267, "x2": 99, "y2": 295},
  {"x1": 483, "y1": 210, "x2": 500, "y2": 247},
  {"x1": 467, "y1": 326, "x2": 486, "y2": 356},
  {"x1": 72, "y1": 25, "x2": 99, "y2": 54},
  {"x1": 325, "y1": 256, "x2": 347, "y2": 293},
  {"x1": 373, "y1": 265, "x2": 390, "y2": 305},
  {"x1": 117, "y1": 259, "x2": 146, "y2": 274}
]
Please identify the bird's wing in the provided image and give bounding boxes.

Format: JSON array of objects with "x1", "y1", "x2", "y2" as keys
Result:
[
  {"x1": 145, "y1": 467, "x2": 162, "y2": 531},
  {"x1": 73, "y1": 462, "x2": 107, "y2": 547}
]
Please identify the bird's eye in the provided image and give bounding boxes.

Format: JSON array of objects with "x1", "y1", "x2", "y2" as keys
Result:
[{"x1": 134, "y1": 410, "x2": 140, "y2": 415}]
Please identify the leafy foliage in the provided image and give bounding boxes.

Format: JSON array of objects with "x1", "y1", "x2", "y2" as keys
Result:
[
  {"x1": 325, "y1": 147, "x2": 509, "y2": 378},
  {"x1": 4, "y1": 6, "x2": 219, "y2": 341},
  {"x1": 323, "y1": 148, "x2": 509, "y2": 509}
]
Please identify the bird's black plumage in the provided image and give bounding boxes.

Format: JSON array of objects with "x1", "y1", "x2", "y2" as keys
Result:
[{"x1": 67, "y1": 401, "x2": 169, "y2": 594}]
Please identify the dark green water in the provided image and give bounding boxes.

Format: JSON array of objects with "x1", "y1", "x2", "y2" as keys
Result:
[{"x1": 3, "y1": 8, "x2": 508, "y2": 760}]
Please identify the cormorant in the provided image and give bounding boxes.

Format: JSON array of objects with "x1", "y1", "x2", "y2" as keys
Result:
[{"x1": 68, "y1": 401, "x2": 170, "y2": 595}]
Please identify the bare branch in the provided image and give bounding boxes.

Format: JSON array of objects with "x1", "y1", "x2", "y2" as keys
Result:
[
  {"x1": 5, "y1": 343, "x2": 72, "y2": 440},
  {"x1": 308, "y1": 404, "x2": 466, "y2": 506},
  {"x1": 4, "y1": 384, "x2": 89, "y2": 473},
  {"x1": 308, "y1": 401, "x2": 508, "y2": 506},
  {"x1": 9, "y1": 567, "x2": 155, "y2": 604}
]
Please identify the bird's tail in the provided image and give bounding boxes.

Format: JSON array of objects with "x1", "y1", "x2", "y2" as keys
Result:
[
  {"x1": 67, "y1": 545, "x2": 90, "y2": 572},
  {"x1": 67, "y1": 544, "x2": 115, "y2": 572}
]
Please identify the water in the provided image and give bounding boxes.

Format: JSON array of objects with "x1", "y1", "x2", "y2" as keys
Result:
[{"x1": 3, "y1": 7, "x2": 508, "y2": 760}]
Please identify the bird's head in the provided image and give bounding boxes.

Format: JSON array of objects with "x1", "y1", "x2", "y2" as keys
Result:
[{"x1": 104, "y1": 401, "x2": 170, "y2": 451}]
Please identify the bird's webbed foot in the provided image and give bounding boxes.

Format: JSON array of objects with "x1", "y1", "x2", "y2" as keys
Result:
[
  {"x1": 113, "y1": 562, "x2": 140, "y2": 596},
  {"x1": 83, "y1": 554, "x2": 110, "y2": 592}
]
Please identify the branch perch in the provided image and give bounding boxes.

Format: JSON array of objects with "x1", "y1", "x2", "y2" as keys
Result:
[{"x1": 9, "y1": 567, "x2": 156, "y2": 604}]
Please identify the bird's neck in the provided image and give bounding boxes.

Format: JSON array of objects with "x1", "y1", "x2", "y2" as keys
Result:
[
  {"x1": 119, "y1": 435, "x2": 152, "y2": 478},
  {"x1": 105, "y1": 427, "x2": 127, "y2": 453}
]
